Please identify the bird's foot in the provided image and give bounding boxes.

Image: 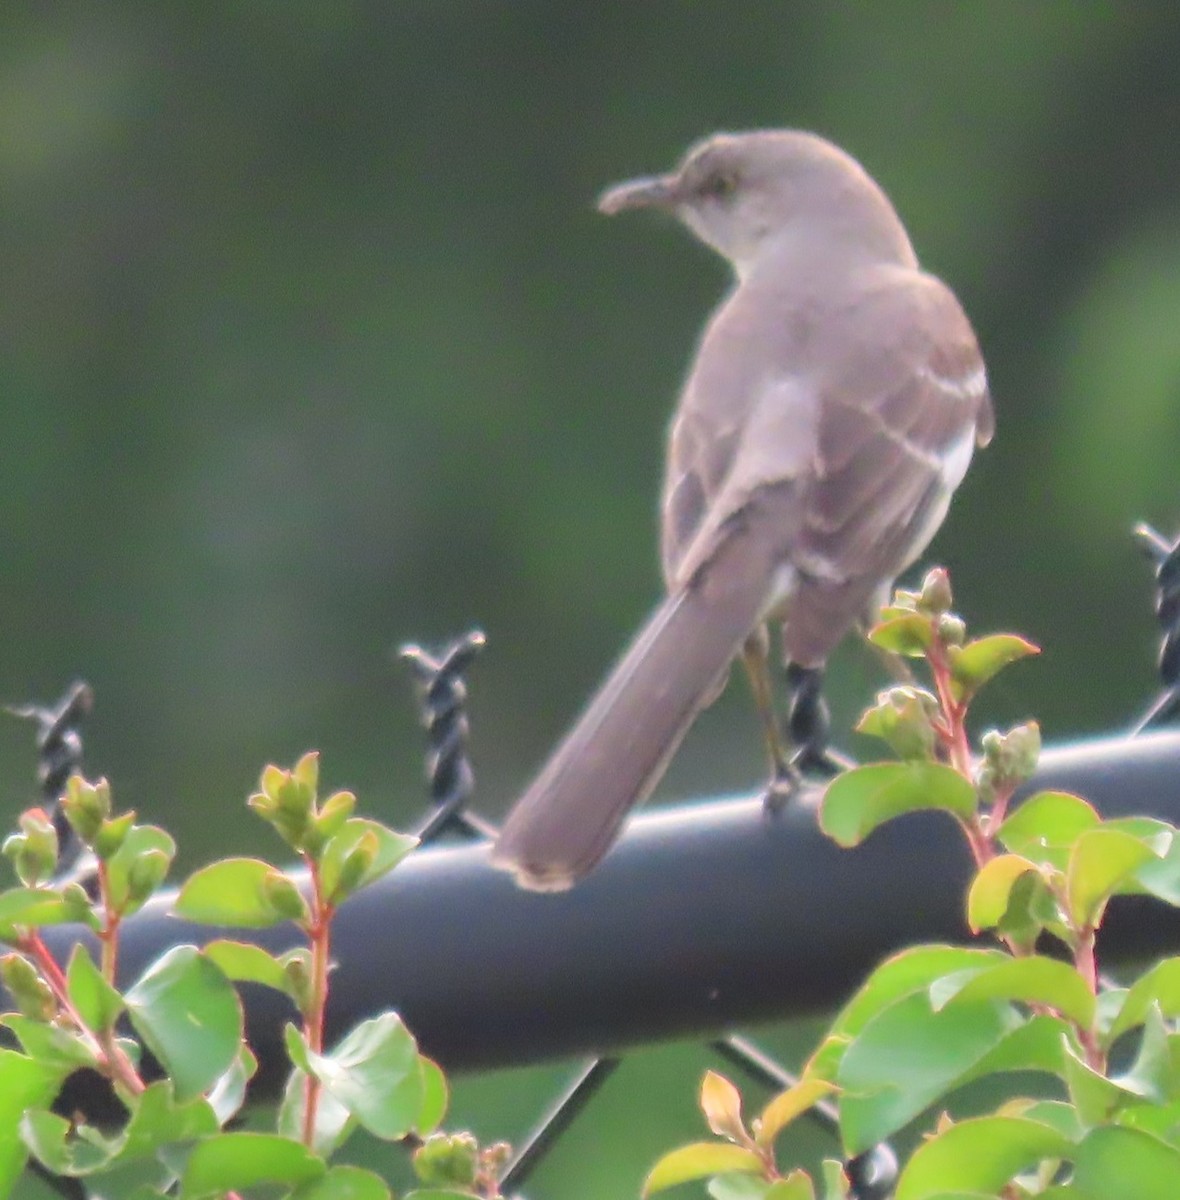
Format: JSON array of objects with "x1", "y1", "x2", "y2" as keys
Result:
[
  {"x1": 759, "y1": 743, "x2": 852, "y2": 813},
  {"x1": 760, "y1": 764, "x2": 802, "y2": 813}
]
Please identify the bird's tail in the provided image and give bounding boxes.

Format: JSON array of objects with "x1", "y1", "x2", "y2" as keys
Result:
[{"x1": 492, "y1": 525, "x2": 777, "y2": 890}]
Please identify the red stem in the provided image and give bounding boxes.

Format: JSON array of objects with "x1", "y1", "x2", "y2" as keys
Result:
[
  {"x1": 96, "y1": 860, "x2": 121, "y2": 983},
  {"x1": 928, "y1": 632, "x2": 1107, "y2": 1072},
  {"x1": 19, "y1": 932, "x2": 145, "y2": 1096},
  {"x1": 301, "y1": 857, "x2": 333, "y2": 1149},
  {"x1": 928, "y1": 641, "x2": 973, "y2": 779}
]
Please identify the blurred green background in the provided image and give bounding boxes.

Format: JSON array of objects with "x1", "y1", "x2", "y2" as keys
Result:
[{"x1": 6, "y1": 3, "x2": 1180, "y2": 1196}]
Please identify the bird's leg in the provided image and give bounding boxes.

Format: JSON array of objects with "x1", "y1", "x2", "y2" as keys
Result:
[
  {"x1": 780, "y1": 619, "x2": 856, "y2": 780},
  {"x1": 784, "y1": 663, "x2": 840, "y2": 776},
  {"x1": 739, "y1": 631, "x2": 796, "y2": 810}
]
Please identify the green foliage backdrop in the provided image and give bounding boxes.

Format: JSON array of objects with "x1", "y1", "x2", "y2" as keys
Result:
[{"x1": 4, "y1": 5, "x2": 1180, "y2": 1195}]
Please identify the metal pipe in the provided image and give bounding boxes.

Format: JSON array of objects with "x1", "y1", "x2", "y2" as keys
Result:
[{"x1": 33, "y1": 729, "x2": 1180, "y2": 1097}]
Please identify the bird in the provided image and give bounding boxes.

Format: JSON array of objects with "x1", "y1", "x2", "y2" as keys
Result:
[{"x1": 492, "y1": 129, "x2": 993, "y2": 891}]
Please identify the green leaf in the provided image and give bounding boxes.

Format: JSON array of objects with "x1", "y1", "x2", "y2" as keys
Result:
[
  {"x1": 708, "y1": 1174, "x2": 776, "y2": 1200},
  {"x1": 174, "y1": 858, "x2": 300, "y2": 928},
  {"x1": 826, "y1": 946, "x2": 1005, "y2": 1046},
  {"x1": 105, "y1": 825, "x2": 176, "y2": 916},
  {"x1": 868, "y1": 613, "x2": 935, "y2": 656},
  {"x1": 179, "y1": 1132, "x2": 324, "y2": 1198},
  {"x1": 300, "y1": 1012, "x2": 427, "y2": 1140},
  {"x1": 319, "y1": 820, "x2": 417, "y2": 903},
  {"x1": 0, "y1": 886, "x2": 79, "y2": 934},
  {"x1": 709, "y1": 1173, "x2": 816, "y2": 1200},
  {"x1": 805, "y1": 1036, "x2": 848, "y2": 1085},
  {"x1": 996, "y1": 868, "x2": 1061, "y2": 947},
  {"x1": 1108, "y1": 958, "x2": 1180, "y2": 1044},
  {"x1": 965, "y1": 854, "x2": 1042, "y2": 932},
  {"x1": 20, "y1": 1109, "x2": 116, "y2": 1175},
  {"x1": 405, "y1": 1193, "x2": 486, "y2": 1200},
  {"x1": 820, "y1": 762, "x2": 977, "y2": 848},
  {"x1": 838, "y1": 1008, "x2": 1070, "y2": 1158},
  {"x1": 947, "y1": 634, "x2": 1039, "y2": 701},
  {"x1": 207, "y1": 1044, "x2": 257, "y2": 1126},
  {"x1": 1062, "y1": 1037, "x2": 1126, "y2": 1126},
  {"x1": 1099, "y1": 815, "x2": 1173, "y2": 848},
  {"x1": 701, "y1": 1070, "x2": 747, "y2": 1141},
  {"x1": 416, "y1": 1056, "x2": 449, "y2": 1136},
  {"x1": 894, "y1": 1115, "x2": 1070, "y2": 1200},
  {"x1": 643, "y1": 1143, "x2": 764, "y2": 1195},
  {"x1": 291, "y1": 1165, "x2": 393, "y2": 1200},
  {"x1": 285, "y1": 1021, "x2": 313, "y2": 1072},
  {"x1": 765, "y1": 1176, "x2": 816, "y2": 1200},
  {"x1": 278, "y1": 1068, "x2": 356, "y2": 1157},
  {"x1": 1073, "y1": 1125, "x2": 1180, "y2": 1199},
  {"x1": 1114, "y1": 1005, "x2": 1175, "y2": 1102},
  {"x1": 0, "y1": 1052, "x2": 66, "y2": 1193},
  {"x1": 929, "y1": 956, "x2": 1096, "y2": 1028},
  {"x1": 819, "y1": 1160, "x2": 850, "y2": 1200},
  {"x1": 1096, "y1": 986, "x2": 1129, "y2": 1038},
  {"x1": 1112, "y1": 820, "x2": 1180, "y2": 905},
  {"x1": 125, "y1": 945, "x2": 242, "y2": 1101},
  {"x1": 116, "y1": 1081, "x2": 220, "y2": 1164},
  {"x1": 120, "y1": 1183, "x2": 175, "y2": 1199},
  {"x1": 997, "y1": 791, "x2": 1101, "y2": 870},
  {"x1": 905, "y1": 1194, "x2": 1032, "y2": 1200},
  {"x1": 202, "y1": 939, "x2": 288, "y2": 990},
  {"x1": 67, "y1": 943, "x2": 125, "y2": 1032},
  {"x1": 1115, "y1": 1096, "x2": 1180, "y2": 1143},
  {"x1": 756, "y1": 1077, "x2": 835, "y2": 1147},
  {"x1": 1003, "y1": 1098, "x2": 1084, "y2": 1141},
  {"x1": 1066, "y1": 828, "x2": 1160, "y2": 927},
  {"x1": 0, "y1": 1015, "x2": 98, "y2": 1072},
  {"x1": 837, "y1": 993, "x2": 1024, "y2": 1153},
  {"x1": 964, "y1": 1014, "x2": 1074, "y2": 1081}
]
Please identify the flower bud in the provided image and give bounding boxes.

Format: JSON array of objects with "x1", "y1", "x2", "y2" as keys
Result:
[
  {"x1": 918, "y1": 567, "x2": 954, "y2": 615},
  {"x1": 414, "y1": 1132, "x2": 480, "y2": 1188}
]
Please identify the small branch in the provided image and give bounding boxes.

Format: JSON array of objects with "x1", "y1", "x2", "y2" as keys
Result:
[
  {"x1": 18, "y1": 932, "x2": 145, "y2": 1096},
  {"x1": 927, "y1": 641, "x2": 972, "y2": 779},
  {"x1": 301, "y1": 856, "x2": 333, "y2": 1148}
]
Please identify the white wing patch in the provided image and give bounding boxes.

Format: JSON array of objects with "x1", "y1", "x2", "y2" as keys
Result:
[
  {"x1": 938, "y1": 422, "x2": 976, "y2": 491},
  {"x1": 917, "y1": 362, "x2": 988, "y2": 404}
]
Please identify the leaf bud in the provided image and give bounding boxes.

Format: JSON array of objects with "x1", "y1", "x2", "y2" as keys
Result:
[{"x1": 413, "y1": 1132, "x2": 480, "y2": 1188}]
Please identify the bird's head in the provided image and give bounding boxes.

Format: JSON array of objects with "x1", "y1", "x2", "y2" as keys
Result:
[{"x1": 598, "y1": 130, "x2": 913, "y2": 279}]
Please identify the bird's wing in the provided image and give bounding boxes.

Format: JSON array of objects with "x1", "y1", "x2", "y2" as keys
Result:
[
  {"x1": 660, "y1": 314, "x2": 749, "y2": 585},
  {"x1": 794, "y1": 267, "x2": 991, "y2": 590},
  {"x1": 664, "y1": 266, "x2": 990, "y2": 666},
  {"x1": 661, "y1": 285, "x2": 817, "y2": 588}
]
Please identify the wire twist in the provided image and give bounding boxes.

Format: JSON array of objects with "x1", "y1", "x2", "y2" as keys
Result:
[
  {"x1": 399, "y1": 630, "x2": 494, "y2": 843},
  {"x1": 1132, "y1": 523, "x2": 1180, "y2": 733},
  {"x1": 7, "y1": 681, "x2": 94, "y2": 877}
]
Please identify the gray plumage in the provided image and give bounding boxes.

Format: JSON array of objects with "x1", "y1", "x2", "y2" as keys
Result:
[{"x1": 493, "y1": 130, "x2": 992, "y2": 891}]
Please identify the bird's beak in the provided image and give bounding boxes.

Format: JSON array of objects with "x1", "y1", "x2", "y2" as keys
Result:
[{"x1": 597, "y1": 173, "x2": 678, "y2": 216}]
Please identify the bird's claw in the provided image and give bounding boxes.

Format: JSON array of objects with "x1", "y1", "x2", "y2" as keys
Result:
[
  {"x1": 760, "y1": 742, "x2": 854, "y2": 813},
  {"x1": 760, "y1": 767, "x2": 802, "y2": 813}
]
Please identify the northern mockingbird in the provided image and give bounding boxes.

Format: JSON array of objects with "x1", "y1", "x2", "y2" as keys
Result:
[{"x1": 493, "y1": 130, "x2": 993, "y2": 891}]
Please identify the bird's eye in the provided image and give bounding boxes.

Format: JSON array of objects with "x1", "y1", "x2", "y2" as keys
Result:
[{"x1": 699, "y1": 171, "x2": 737, "y2": 201}]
